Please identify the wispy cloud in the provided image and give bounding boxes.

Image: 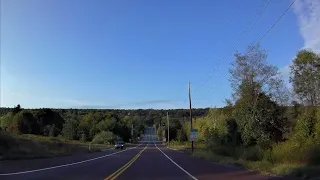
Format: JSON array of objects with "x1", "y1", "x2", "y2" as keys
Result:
[
  {"x1": 3, "y1": 91, "x2": 103, "y2": 108},
  {"x1": 126, "y1": 100, "x2": 174, "y2": 106},
  {"x1": 79, "y1": 100, "x2": 178, "y2": 109},
  {"x1": 279, "y1": 64, "x2": 292, "y2": 88},
  {"x1": 280, "y1": 65, "x2": 291, "y2": 80},
  {"x1": 279, "y1": 0, "x2": 320, "y2": 87},
  {"x1": 4, "y1": 90, "x2": 180, "y2": 109},
  {"x1": 293, "y1": 0, "x2": 320, "y2": 53}
]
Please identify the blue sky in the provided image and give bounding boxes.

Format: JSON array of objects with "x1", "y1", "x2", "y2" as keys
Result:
[{"x1": 1, "y1": 0, "x2": 319, "y2": 109}]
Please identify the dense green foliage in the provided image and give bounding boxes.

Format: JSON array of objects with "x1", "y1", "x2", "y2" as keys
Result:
[
  {"x1": 92, "y1": 131, "x2": 117, "y2": 144},
  {"x1": 0, "y1": 106, "x2": 208, "y2": 143},
  {"x1": 290, "y1": 49, "x2": 320, "y2": 106},
  {"x1": 170, "y1": 46, "x2": 320, "y2": 176}
]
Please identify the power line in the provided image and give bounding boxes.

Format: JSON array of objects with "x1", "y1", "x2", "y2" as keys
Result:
[
  {"x1": 183, "y1": 0, "x2": 271, "y2": 104},
  {"x1": 193, "y1": 0, "x2": 297, "y2": 107},
  {"x1": 192, "y1": 0, "x2": 271, "y2": 94},
  {"x1": 190, "y1": 0, "x2": 244, "y2": 78}
]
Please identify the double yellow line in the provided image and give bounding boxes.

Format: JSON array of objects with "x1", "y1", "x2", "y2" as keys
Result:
[{"x1": 104, "y1": 145, "x2": 148, "y2": 180}]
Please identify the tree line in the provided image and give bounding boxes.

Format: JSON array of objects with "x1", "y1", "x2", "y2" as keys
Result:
[{"x1": 0, "y1": 106, "x2": 208, "y2": 144}]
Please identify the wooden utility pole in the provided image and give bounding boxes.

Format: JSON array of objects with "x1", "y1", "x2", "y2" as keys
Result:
[
  {"x1": 131, "y1": 123, "x2": 134, "y2": 142},
  {"x1": 188, "y1": 81, "x2": 194, "y2": 154},
  {"x1": 167, "y1": 112, "x2": 169, "y2": 143}
]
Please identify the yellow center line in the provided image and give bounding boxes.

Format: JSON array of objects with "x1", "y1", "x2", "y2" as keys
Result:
[{"x1": 104, "y1": 145, "x2": 148, "y2": 180}]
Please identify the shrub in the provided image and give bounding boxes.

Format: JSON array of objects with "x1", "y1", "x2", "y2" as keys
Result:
[
  {"x1": 211, "y1": 146, "x2": 234, "y2": 157},
  {"x1": 306, "y1": 146, "x2": 320, "y2": 166},
  {"x1": 80, "y1": 133, "x2": 87, "y2": 142},
  {"x1": 270, "y1": 140, "x2": 303, "y2": 164},
  {"x1": 240, "y1": 146, "x2": 263, "y2": 161},
  {"x1": 92, "y1": 131, "x2": 116, "y2": 144},
  {"x1": 0, "y1": 112, "x2": 13, "y2": 131},
  {"x1": 176, "y1": 129, "x2": 187, "y2": 142}
]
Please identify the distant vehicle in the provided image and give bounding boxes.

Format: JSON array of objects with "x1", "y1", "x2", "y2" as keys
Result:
[{"x1": 114, "y1": 141, "x2": 125, "y2": 149}]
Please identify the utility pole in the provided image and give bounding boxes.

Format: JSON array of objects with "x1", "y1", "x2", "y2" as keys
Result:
[
  {"x1": 131, "y1": 123, "x2": 134, "y2": 143},
  {"x1": 188, "y1": 81, "x2": 194, "y2": 154},
  {"x1": 167, "y1": 112, "x2": 169, "y2": 144}
]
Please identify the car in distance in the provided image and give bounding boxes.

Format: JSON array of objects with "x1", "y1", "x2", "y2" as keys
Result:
[{"x1": 114, "y1": 141, "x2": 125, "y2": 149}]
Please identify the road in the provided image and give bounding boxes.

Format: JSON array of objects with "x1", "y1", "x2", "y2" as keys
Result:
[{"x1": 0, "y1": 127, "x2": 284, "y2": 180}]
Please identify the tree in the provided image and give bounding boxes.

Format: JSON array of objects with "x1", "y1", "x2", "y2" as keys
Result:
[
  {"x1": 229, "y1": 44, "x2": 288, "y2": 147},
  {"x1": 234, "y1": 92, "x2": 287, "y2": 147},
  {"x1": 176, "y1": 128, "x2": 187, "y2": 142},
  {"x1": 230, "y1": 44, "x2": 289, "y2": 105},
  {"x1": 157, "y1": 126, "x2": 163, "y2": 140},
  {"x1": 34, "y1": 109, "x2": 64, "y2": 135},
  {"x1": 62, "y1": 117, "x2": 79, "y2": 140},
  {"x1": 290, "y1": 49, "x2": 320, "y2": 106},
  {"x1": 92, "y1": 131, "x2": 116, "y2": 144},
  {"x1": 10, "y1": 110, "x2": 40, "y2": 134},
  {"x1": 0, "y1": 112, "x2": 14, "y2": 131},
  {"x1": 12, "y1": 104, "x2": 22, "y2": 115}
]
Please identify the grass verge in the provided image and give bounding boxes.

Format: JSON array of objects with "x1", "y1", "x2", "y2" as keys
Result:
[
  {"x1": 167, "y1": 141, "x2": 205, "y2": 150},
  {"x1": 0, "y1": 132, "x2": 112, "y2": 160},
  {"x1": 187, "y1": 149, "x2": 302, "y2": 176},
  {"x1": 167, "y1": 143, "x2": 320, "y2": 179}
]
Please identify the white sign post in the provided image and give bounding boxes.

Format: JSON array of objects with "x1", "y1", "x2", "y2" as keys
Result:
[{"x1": 190, "y1": 129, "x2": 198, "y2": 141}]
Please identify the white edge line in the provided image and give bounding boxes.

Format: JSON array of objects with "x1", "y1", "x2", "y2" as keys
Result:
[
  {"x1": 154, "y1": 143, "x2": 198, "y2": 180},
  {"x1": 0, "y1": 144, "x2": 141, "y2": 176}
]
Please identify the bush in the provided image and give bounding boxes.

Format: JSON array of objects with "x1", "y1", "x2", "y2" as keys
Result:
[
  {"x1": 269, "y1": 138, "x2": 319, "y2": 164},
  {"x1": 0, "y1": 112, "x2": 13, "y2": 131},
  {"x1": 80, "y1": 133, "x2": 87, "y2": 142},
  {"x1": 92, "y1": 131, "x2": 116, "y2": 144},
  {"x1": 270, "y1": 140, "x2": 303, "y2": 164},
  {"x1": 176, "y1": 129, "x2": 187, "y2": 142},
  {"x1": 211, "y1": 146, "x2": 234, "y2": 157},
  {"x1": 306, "y1": 146, "x2": 320, "y2": 166},
  {"x1": 240, "y1": 146, "x2": 263, "y2": 161}
]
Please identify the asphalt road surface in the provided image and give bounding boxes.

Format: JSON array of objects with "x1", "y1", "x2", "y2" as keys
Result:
[{"x1": 0, "y1": 127, "x2": 285, "y2": 180}]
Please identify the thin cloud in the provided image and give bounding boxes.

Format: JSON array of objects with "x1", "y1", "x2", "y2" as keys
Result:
[
  {"x1": 279, "y1": 64, "x2": 292, "y2": 88},
  {"x1": 279, "y1": 0, "x2": 320, "y2": 88},
  {"x1": 127, "y1": 100, "x2": 174, "y2": 106},
  {"x1": 5, "y1": 91, "x2": 102, "y2": 108},
  {"x1": 280, "y1": 64, "x2": 291, "y2": 80},
  {"x1": 5, "y1": 91, "x2": 179, "y2": 109},
  {"x1": 293, "y1": 0, "x2": 320, "y2": 53},
  {"x1": 78, "y1": 100, "x2": 179, "y2": 109}
]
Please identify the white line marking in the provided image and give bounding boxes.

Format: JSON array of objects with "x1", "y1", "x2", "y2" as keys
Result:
[
  {"x1": 0, "y1": 144, "x2": 141, "y2": 176},
  {"x1": 155, "y1": 144, "x2": 198, "y2": 180}
]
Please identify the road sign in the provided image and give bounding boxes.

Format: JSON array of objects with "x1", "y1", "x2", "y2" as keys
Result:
[{"x1": 190, "y1": 129, "x2": 198, "y2": 141}]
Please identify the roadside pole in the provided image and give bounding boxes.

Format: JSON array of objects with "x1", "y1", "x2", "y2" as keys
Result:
[
  {"x1": 167, "y1": 112, "x2": 169, "y2": 144},
  {"x1": 188, "y1": 81, "x2": 194, "y2": 154},
  {"x1": 131, "y1": 123, "x2": 133, "y2": 143}
]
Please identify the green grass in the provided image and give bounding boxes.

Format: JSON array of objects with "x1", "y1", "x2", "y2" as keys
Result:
[
  {"x1": 0, "y1": 132, "x2": 112, "y2": 160},
  {"x1": 190, "y1": 149, "x2": 303, "y2": 175},
  {"x1": 174, "y1": 147, "x2": 320, "y2": 178},
  {"x1": 167, "y1": 141, "x2": 206, "y2": 150}
]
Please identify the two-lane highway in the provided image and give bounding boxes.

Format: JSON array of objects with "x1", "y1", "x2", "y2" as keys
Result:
[{"x1": 0, "y1": 127, "x2": 284, "y2": 180}]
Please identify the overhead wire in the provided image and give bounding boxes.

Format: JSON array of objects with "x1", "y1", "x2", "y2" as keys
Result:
[
  {"x1": 190, "y1": 0, "x2": 244, "y2": 78},
  {"x1": 191, "y1": 0, "x2": 271, "y2": 94},
  {"x1": 193, "y1": 0, "x2": 297, "y2": 107},
  {"x1": 182, "y1": 0, "x2": 271, "y2": 105}
]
